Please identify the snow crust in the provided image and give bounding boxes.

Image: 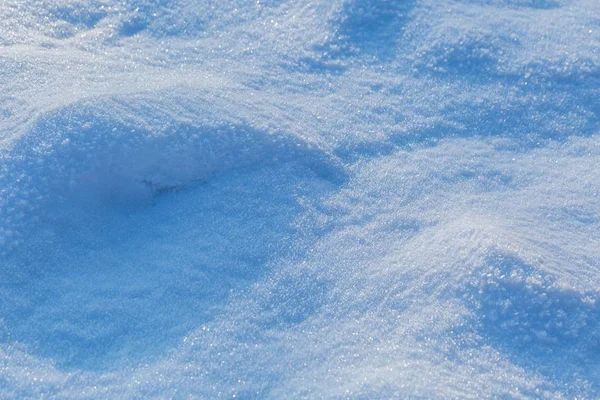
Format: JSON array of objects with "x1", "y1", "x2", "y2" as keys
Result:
[{"x1": 1, "y1": 0, "x2": 599, "y2": 398}]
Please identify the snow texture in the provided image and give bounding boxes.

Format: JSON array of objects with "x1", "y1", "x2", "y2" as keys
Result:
[{"x1": 1, "y1": 0, "x2": 599, "y2": 398}]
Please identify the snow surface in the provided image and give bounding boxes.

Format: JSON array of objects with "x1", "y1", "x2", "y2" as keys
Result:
[{"x1": 1, "y1": 0, "x2": 600, "y2": 398}]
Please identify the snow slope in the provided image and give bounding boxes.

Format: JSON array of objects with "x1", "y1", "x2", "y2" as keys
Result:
[{"x1": 1, "y1": 0, "x2": 600, "y2": 398}]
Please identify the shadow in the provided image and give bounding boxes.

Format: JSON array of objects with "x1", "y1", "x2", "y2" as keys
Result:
[
  {"x1": 314, "y1": 0, "x2": 416, "y2": 63},
  {"x1": 119, "y1": 17, "x2": 149, "y2": 37},
  {"x1": 118, "y1": 3, "x2": 204, "y2": 38},
  {"x1": 465, "y1": 254, "x2": 600, "y2": 395},
  {"x1": 49, "y1": 4, "x2": 107, "y2": 29}
]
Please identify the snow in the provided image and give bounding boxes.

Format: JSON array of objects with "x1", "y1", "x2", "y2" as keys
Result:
[{"x1": 1, "y1": 0, "x2": 599, "y2": 398}]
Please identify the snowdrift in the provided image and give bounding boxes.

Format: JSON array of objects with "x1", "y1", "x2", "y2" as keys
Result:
[{"x1": 1, "y1": 0, "x2": 599, "y2": 398}]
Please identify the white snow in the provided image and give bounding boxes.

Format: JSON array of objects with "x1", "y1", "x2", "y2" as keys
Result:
[{"x1": 1, "y1": 0, "x2": 599, "y2": 398}]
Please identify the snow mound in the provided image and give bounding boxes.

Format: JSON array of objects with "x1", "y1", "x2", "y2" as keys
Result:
[
  {"x1": 0, "y1": 96, "x2": 344, "y2": 371},
  {"x1": 467, "y1": 253, "x2": 600, "y2": 392}
]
